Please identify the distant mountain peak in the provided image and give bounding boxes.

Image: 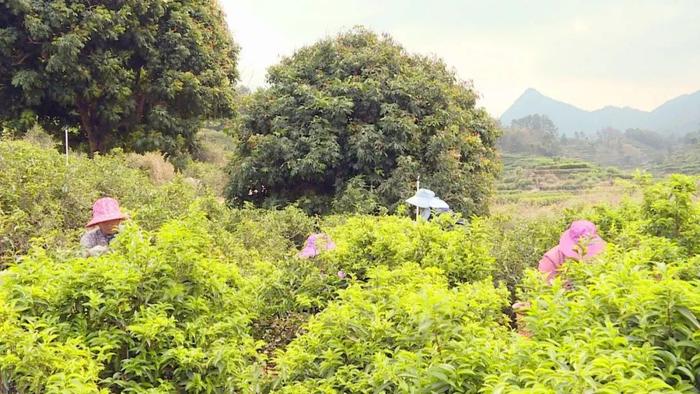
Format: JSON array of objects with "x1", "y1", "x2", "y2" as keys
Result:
[
  {"x1": 520, "y1": 88, "x2": 544, "y2": 98},
  {"x1": 500, "y1": 88, "x2": 700, "y2": 136}
]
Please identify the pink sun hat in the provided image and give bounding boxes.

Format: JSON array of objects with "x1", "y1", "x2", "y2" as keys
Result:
[
  {"x1": 559, "y1": 220, "x2": 605, "y2": 259},
  {"x1": 86, "y1": 197, "x2": 127, "y2": 227}
]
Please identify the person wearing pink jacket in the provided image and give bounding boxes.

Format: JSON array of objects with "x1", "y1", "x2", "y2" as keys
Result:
[
  {"x1": 297, "y1": 233, "x2": 336, "y2": 259},
  {"x1": 513, "y1": 220, "x2": 606, "y2": 336},
  {"x1": 537, "y1": 220, "x2": 606, "y2": 283}
]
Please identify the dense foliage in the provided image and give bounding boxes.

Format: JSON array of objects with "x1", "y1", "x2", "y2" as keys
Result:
[
  {"x1": 488, "y1": 213, "x2": 564, "y2": 294},
  {"x1": 321, "y1": 214, "x2": 494, "y2": 284},
  {"x1": 0, "y1": 0, "x2": 238, "y2": 156},
  {"x1": 490, "y1": 249, "x2": 700, "y2": 392},
  {"x1": 0, "y1": 139, "x2": 199, "y2": 264},
  {"x1": 227, "y1": 28, "x2": 500, "y2": 215},
  {"x1": 1, "y1": 140, "x2": 699, "y2": 393},
  {"x1": 272, "y1": 265, "x2": 511, "y2": 393},
  {"x1": 0, "y1": 215, "x2": 262, "y2": 392},
  {"x1": 273, "y1": 175, "x2": 700, "y2": 393}
]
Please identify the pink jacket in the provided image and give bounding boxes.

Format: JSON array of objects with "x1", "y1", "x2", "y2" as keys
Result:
[{"x1": 538, "y1": 245, "x2": 567, "y2": 283}]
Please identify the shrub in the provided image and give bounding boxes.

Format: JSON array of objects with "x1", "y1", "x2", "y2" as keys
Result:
[
  {"x1": 126, "y1": 152, "x2": 176, "y2": 185},
  {"x1": 566, "y1": 175, "x2": 700, "y2": 257},
  {"x1": 641, "y1": 174, "x2": 700, "y2": 255},
  {"x1": 3, "y1": 138, "x2": 700, "y2": 393},
  {"x1": 22, "y1": 124, "x2": 58, "y2": 150},
  {"x1": 483, "y1": 325, "x2": 675, "y2": 393},
  {"x1": 0, "y1": 140, "x2": 200, "y2": 264},
  {"x1": 272, "y1": 264, "x2": 511, "y2": 393},
  {"x1": 321, "y1": 215, "x2": 495, "y2": 284},
  {"x1": 499, "y1": 239, "x2": 700, "y2": 392},
  {"x1": 252, "y1": 256, "x2": 344, "y2": 317},
  {"x1": 487, "y1": 213, "x2": 564, "y2": 296},
  {"x1": 182, "y1": 160, "x2": 229, "y2": 197},
  {"x1": 249, "y1": 256, "x2": 345, "y2": 362},
  {"x1": 0, "y1": 215, "x2": 262, "y2": 393},
  {"x1": 222, "y1": 205, "x2": 317, "y2": 261}
]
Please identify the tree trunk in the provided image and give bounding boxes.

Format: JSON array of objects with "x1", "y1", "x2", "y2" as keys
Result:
[
  {"x1": 76, "y1": 97, "x2": 104, "y2": 156},
  {"x1": 134, "y1": 67, "x2": 146, "y2": 122},
  {"x1": 86, "y1": 128, "x2": 104, "y2": 156}
]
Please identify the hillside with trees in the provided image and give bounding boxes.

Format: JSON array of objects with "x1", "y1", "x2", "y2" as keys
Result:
[
  {"x1": 501, "y1": 88, "x2": 700, "y2": 137},
  {"x1": 500, "y1": 113, "x2": 700, "y2": 173}
]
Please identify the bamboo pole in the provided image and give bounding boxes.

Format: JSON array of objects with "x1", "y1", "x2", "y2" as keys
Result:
[
  {"x1": 64, "y1": 128, "x2": 69, "y2": 165},
  {"x1": 416, "y1": 175, "x2": 420, "y2": 221}
]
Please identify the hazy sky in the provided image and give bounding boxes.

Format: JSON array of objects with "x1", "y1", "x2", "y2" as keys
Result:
[{"x1": 221, "y1": 0, "x2": 700, "y2": 117}]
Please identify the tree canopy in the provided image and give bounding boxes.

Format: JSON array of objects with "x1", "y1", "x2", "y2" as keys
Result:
[
  {"x1": 499, "y1": 114, "x2": 560, "y2": 157},
  {"x1": 0, "y1": 0, "x2": 238, "y2": 156},
  {"x1": 227, "y1": 27, "x2": 500, "y2": 215}
]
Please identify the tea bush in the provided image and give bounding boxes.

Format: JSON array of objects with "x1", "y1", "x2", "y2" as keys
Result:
[
  {"x1": 0, "y1": 214, "x2": 262, "y2": 392},
  {"x1": 493, "y1": 241, "x2": 700, "y2": 392},
  {"x1": 249, "y1": 255, "x2": 345, "y2": 362},
  {"x1": 3, "y1": 137, "x2": 700, "y2": 393},
  {"x1": 641, "y1": 174, "x2": 700, "y2": 255},
  {"x1": 206, "y1": 205, "x2": 340, "y2": 358},
  {"x1": 0, "y1": 140, "x2": 200, "y2": 264},
  {"x1": 271, "y1": 264, "x2": 511, "y2": 393},
  {"x1": 563, "y1": 175, "x2": 700, "y2": 258},
  {"x1": 483, "y1": 324, "x2": 676, "y2": 393},
  {"x1": 321, "y1": 215, "x2": 494, "y2": 284},
  {"x1": 222, "y1": 204, "x2": 317, "y2": 261},
  {"x1": 487, "y1": 213, "x2": 565, "y2": 295},
  {"x1": 479, "y1": 175, "x2": 700, "y2": 392}
]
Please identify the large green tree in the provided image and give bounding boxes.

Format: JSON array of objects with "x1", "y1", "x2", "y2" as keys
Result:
[
  {"x1": 0, "y1": 0, "x2": 238, "y2": 155},
  {"x1": 227, "y1": 28, "x2": 500, "y2": 215}
]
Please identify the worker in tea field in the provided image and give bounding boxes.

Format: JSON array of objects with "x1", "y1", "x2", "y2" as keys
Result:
[
  {"x1": 406, "y1": 188, "x2": 450, "y2": 221},
  {"x1": 538, "y1": 219, "x2": 606, "y2": 284},
  {"x1": 80, "y1": 197, "x2": 127, "y2": 257},
  {"x1": 297, "y1": 233, "x2": 349, "y2": 280},
  {"x1": 298, "y1": 233, "x2": 336, "y2": 259},
  {"x1": 513, "y1": 220, "x2": 606, "y2": 336}
]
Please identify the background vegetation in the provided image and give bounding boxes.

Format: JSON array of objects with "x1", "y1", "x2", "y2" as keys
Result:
[{"x1": 500, "y1": 114, "x2": 700, "y2": 174}]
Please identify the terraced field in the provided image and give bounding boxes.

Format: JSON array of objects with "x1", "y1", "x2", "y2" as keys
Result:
[
  {"x1": 651, "y1": 145, "x2": 700, "y2": 175},
  {"x1": 495, "y1": 154, "x2": 634, "y2": 211}
]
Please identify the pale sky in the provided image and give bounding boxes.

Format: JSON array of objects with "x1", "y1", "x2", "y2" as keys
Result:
[{"x1": 220, "y1": 0, "x2": 700, "y2": 117}]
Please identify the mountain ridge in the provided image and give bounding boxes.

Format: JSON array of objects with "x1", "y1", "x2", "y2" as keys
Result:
[{"x1": 500, "y1": 88, "x2": 700, "y2": 136}]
